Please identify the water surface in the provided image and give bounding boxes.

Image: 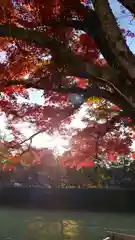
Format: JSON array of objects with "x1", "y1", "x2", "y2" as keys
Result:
[{"x1": 0, "y1": 209, "x2": 135, "y2": 240}]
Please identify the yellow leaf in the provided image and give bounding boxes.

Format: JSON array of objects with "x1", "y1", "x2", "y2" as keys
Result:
[{"x1": 87, "y1": 97, "x2": 101, "y2": 103}]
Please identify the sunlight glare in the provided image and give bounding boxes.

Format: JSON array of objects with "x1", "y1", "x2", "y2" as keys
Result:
[
  {"x1": 14, "y1": 122, "x2": 71, "y2": 156},
  {"x1": 24, "y1": 74, "x2": 30, "y2": 80},
  {"x1": 30, "y1": 132, "x2": 71, "y2": 156},
  {"x1": 0, "y1": 51, "x2": 7, "y2": 63}
]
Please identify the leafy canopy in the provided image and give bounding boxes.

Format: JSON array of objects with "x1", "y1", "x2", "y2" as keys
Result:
[{"x1": 0, "y1": 0, "x2": 135, "y2": 168}]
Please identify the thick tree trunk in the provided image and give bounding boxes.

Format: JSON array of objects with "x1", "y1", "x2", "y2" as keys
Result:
[
  {"x1": 88, "y1": 0, "x2": 135, "y2": 120},
  {"x1": 92, "y1": 0, "x2": 135, "y2": 85}
]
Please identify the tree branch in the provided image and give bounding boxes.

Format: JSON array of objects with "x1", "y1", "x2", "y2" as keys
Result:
[
  {"x1": 3, "y1": 78, "x2": 124, "y2": 108},
  {"x1": 0, "y1": 24, "x2": 121, "y2": 89},
  {"x1": 37, "y1": 8, "x2": 135, "y2": 107},
  {"x1": 118, "y1": 0, "x2": 135, "y2": 16},
  {"x1": 3, "y1": 72, "x2": 135, "y2": 121},
  {"x1": 7, "y1": 129, "x2": 44, "y2": 154},
  {"x1": 18, "y1": 129, "x2": 43, "y2": 146},
  {"x1": 1, "y1": 22, "x2": 135, "y2": 118},
  {"x1": 0, "y1": 24, "x2": 129, "y2": 84},
  {"x1": 92, "y1": 0, "x2": 135, "y2": 84}
]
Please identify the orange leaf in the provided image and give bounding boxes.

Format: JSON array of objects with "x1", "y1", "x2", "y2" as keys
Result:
[{"x1": 0, "y1": 0, "x2": 12, "y2": 8}]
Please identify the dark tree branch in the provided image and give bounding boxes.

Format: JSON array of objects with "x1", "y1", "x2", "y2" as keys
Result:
[
  {"x1": 4, "y1": 78, "x2": 135, "y2": 119},
  {"x1": 1, "y1": 20, "x2": 135, "y2": 118},
  {"x1": 37, "y1": 8, "x2": 135, "y2": 106},
  {"x1": 118, "y1": 0, "x2": 135, "y2": 16},
  {"x1": 91, "y1": 0, "x2": 135, "y2": 84},
  {"x1": 0, "y1": 24, "x2": 121, "y2": 89},
  {"x1": 0, "y1": 24, "x2": 128, "y2": 82},
  {"x1": 5, "y1": 78, "x2": 115, "y2": 102}
]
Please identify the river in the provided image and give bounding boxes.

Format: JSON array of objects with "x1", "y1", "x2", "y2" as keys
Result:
[{"x1": 0, "y1": 209, "x2": 135, "y2": 240}]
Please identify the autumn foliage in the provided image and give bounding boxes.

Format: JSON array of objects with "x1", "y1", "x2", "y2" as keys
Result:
[{"x1": 0, "y1": 0, "x2": 134, "y2": 170}]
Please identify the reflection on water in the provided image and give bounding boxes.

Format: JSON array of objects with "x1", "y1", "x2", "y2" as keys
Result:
[
  {"x1": 25, "y1": 215, "x2": 135, "y2": 240},
  {"x1": 27, "y1": 217, "x2": 81, "y2": 239},
  {"x1": 63, "y1": 220, "x2": 80, "y2": 238},
  {"x1": 0, "y1": 210, "x2": 135, "y2": 240}
]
